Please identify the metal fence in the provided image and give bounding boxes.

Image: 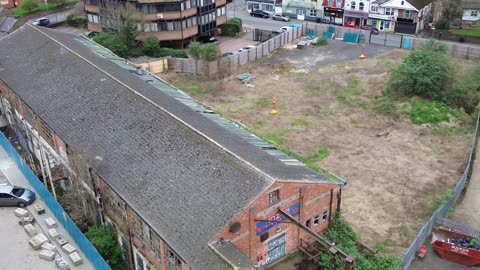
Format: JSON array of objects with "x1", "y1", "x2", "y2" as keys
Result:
[
  {"x1": 400, "y1": 112, "x2": 480, "y2": 270},
  {"x1": 0, "y1": 132, "x2": 111, "y2": 270}
]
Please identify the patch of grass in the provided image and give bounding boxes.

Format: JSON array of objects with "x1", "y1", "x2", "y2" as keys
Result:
[
  {"x1": 308, "y1": 148, "x2": 330, "y2": 162},
  {"x1": 429, "y1": 189, "x2": 454, "y2": 212},
  {"x1": 431, "y1": 127, "x2": 472, "y2": 135},
  {"x1": 250, "y1": 97, "x2": 270, "y2": 109},
  {"x1": 336, "y1": 77, "x2": 366, "y2": 107},
  {"x1": 272, "y1": 63, "x2": 294, "y2": 75},
  {"x1": 173, "y1": 81, "x2": 212, "y2": 96},
  {"x1": 14, "y1": 3, "x2": 57, "y2": 15},
  {"x1": 450, "y1": 24, "x2": 480, "y2": 37},
  {"x1": 373, "y1": 96, "x2": 401, "y2": 118},
  {"x1": 291, "y1": 119, "x2": 310, "y2": 126},
  {"x1": 251, "y1": 121, "x2": 265, "y2": 130},
  {"x1": 373, "y1": 242, "x2": 387, "y2": 252},
  {"x1": 262, "y1": 129, "x2": 290, "y2": 146},
  {"x1": 352, "y1": 150, "x2": 364, "y2": 156},
  {"x1": 410, "y1": 100, "x2": 458, "y2": 124},
  {"x1": 339, "y1": 154, "x2": 349, "y2": 160}
]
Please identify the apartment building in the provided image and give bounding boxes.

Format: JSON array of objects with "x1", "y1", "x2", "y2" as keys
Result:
[
  {"x1": 85, "y1": 0, "x2": 227, "y2": 47},
  {"x1": 0, "y1": 24, "x2": 345, "y2": 270},
  {"x1": 343, "y1": 0, "x2": 369, "y2": 28}
]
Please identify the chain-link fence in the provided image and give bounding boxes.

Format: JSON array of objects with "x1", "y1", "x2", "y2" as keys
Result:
[{"x1": 400, "y1": 112, "x2": 480, "y2": 270}]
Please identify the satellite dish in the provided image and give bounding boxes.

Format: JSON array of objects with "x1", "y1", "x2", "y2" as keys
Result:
[{"x1": 229, "y1": 222, "x2": 241, "y2": 233}]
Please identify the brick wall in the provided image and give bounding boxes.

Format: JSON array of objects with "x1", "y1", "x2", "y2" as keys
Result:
[{"x1": 213, "y1": 181, "x2": 340, "y2": 266}]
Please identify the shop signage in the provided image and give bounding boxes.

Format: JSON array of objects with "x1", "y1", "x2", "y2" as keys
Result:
[
  {"x1": 324, "y1": 7, "x2": 344, "y2": 13},
  {"x1": 368, "y1": 13, "x2": 392, "y2": 20},
  {"x1": 344, "y1": 10, "x2": 368, "y2": 18}
]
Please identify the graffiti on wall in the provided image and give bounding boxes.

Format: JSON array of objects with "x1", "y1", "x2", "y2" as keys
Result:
[{"x1": 256, "y1": 203, "x2": 300, "y2": 235}]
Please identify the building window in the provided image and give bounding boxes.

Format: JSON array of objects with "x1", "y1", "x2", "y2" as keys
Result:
[
  {"x1": 322, "y1": 210, "x2": 329, "y2": 221},
  {"x1": 168, "y1": 249, "x2": 182, "y2": 270},
  {"x1": 385, "y1": 8, "x2": 394, "y2": 16},
  {"x1": 371, "y1": 19, "x2": 377, "y2": 26},
  {"x1": 260, "y1": 232, "x2": 269, "y2": 242},
  {"x1": 305, "y1": 219, "x2": 311, "y2": 228},
  {"x1": 472, "y1": 10, "x2": 478, "y2": 17},
  {"x1": 269, "y1": 189, "x2": 280, "y2": 205},
  {"x1": 403, "y1": 10, "x2": 413, "y2": 19},
  {"x1": 310, "y1": 9, "x2": 316, "y2": 17},
  {"x1": 336, "y1": 0, "x2": 342, "y2": 8},
  {"x1": 359, "y1": 2, "x2": 364, "y2": 10},
  {"x1": 39, "y1": 118, "x2": 55, "y2": 147},
  {"x1": 87, "y1": 13, "x2": 99, "y2": 23},
  {"x1": 328, "y1": 0, "x2": 334, "y2": 6},
  {"x1": 314, "y1": 215, "x2": 320, "y2": 225},
  {"x1": 370, "y1": 5, "x2": 378, "y2": 12},
  {"x1": 384, "y1": 20, "x2": 390, "y2": 29},
  {"x1": 350, "y1": 1, "x2": 355, "y2": 9}
]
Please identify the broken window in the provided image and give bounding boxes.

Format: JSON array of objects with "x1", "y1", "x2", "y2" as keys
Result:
[
  {"x1": 314, "y1": 215, "x2": 320, "y2": 225},
  {"x1": 269, "y1": 189, "x2": 280, "y2": 205},
  {"x1": 306, "y1": 219, "x2": 311, "y2": 228},
  {"x1": 322, "y1": 210, "x2": 329, "y2": 222},
  {"x1": 260, "y1": 232, "x2": 269, "y2": 242}
]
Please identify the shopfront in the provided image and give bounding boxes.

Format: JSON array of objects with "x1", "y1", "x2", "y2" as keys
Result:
[
  {"x1": 344, "y1": 10, "x2": 368, "y2": 28},
  {"x1": 367, "y1": 13, "x2": 393, "y2": 32},
  {"x1": 323, "y1": 7, "x2": 344, "y2": 25}
]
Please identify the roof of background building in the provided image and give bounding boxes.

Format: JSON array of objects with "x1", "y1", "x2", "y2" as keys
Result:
[
  {"x1": 0, "y1": 16, "x2": 17, "y2": 33},
  {"x1": 0, "y1": 25, "x2": 337, "y2": 269},
  {"x1": 463, "y1": 0, "x2": 480, "y2": 9}
]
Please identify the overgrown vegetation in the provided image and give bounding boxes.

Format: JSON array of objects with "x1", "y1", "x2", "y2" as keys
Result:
[
  {"x1": 317, "y1": 36, "x2": 328, "y2": 46},
  {"x1": 384, "y1": 40, "x2": 480, "y2": 122},
  {"x1": 86, "y1": 226, "x2": 124, "y2": 268},
  {"x1": 188, "y1": 42, "x2": 221, "y2": 62},
  {"x1": 337, "y1": 77, "x2": 367, "y2": 107},
  {"x1": 263, "y1": 129, "x2": 290, "y2": 146},
  {"x1": 220, "y1": 17, "x2": 242, "y2": 36},
  {"x1": 15, "y1": 0, "x2": 74, "y2": 15},
  {"x1": 66, "y1": 14, "x2": 87, "y2": 28},
  {"x1": 308, "y1": 148, "x2": 330, "y2": 162},
  {"x1": 291, "y1": 119, "x2": 310, "y2": 126},
  {"x1": 429, "y1": 189, "x2": 454, "y2": 211},
  {"x1": 319, "y1": 214, "x2": 403, "y2": 270}
]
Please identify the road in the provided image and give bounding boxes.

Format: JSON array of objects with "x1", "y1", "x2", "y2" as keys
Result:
[{"x1": 226, "y1": 1, "x2": 302, "y2": 31}]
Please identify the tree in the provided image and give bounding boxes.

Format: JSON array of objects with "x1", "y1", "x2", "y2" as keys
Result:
[
  {"x1": 21, "y1": 0, "x2": 39, "y2": 14},
  {"x1": 438, "y1": 0, "x2": 463, "y2": 27},
  {"x1": 99, "y1": 1, "x2": 143, "y2": 48},
  {"x1": 142, "y1": 36, "x2": 161, "y2": 57},
  {"x1": 93, "y1": 33, "x2": 129, "y2": 57},
  {"x1": 188, "y1": 42, "x2": 202, "y2": 59},
  {"x1": 86, "y1": 226, "x2": 123, "y2": 266},
  {"x1": 385, "y1": 49, "x2": 454, "y2": 101},
  {"x1": 200, "y1": 43, "x2": 221, "y2": 62}
]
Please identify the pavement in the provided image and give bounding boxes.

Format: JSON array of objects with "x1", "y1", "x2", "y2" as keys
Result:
[{"x1": 0, "y1": 146, "x2": 94, "y2": 270}]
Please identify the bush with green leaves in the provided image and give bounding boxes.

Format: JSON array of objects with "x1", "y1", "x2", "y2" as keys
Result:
[
  {"x1": 419, "y1": 39, "x2": 448, "y2": 53},
  {"x1": 317, "y1": 36, "x2": 328, "y2": 46},
  {"x1": 21, "y1": 0, "x2": 39, "y2": 14},
  {"x1": 86, "y1": 226, "x2": 123, "y2": 267},
  {"x1": 385, "y1": 49, "x2": 454, "y2": 101},
  {"x1": 319, "y1": 214, "x2": 402, "y2": 270},
  {"x1": 188, "y1": 42, "x2": 220, "y2": 61},
  {"x1": 93, "y1": 33, "x2": 129, "y2": 58},
  {"x1": 142, "y1": 35, "x2": 161, "y2": 57},
  {"x1": 220, "y1": 17, "x2": 242, "y2": 36},
  {"x1": 66, "y1": 14, "x2": 87, "y2": 28}
]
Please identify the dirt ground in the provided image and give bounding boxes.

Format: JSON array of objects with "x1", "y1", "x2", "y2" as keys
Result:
[{"x1": 161, "y1": 43, "x2": 474, "y2": 256}]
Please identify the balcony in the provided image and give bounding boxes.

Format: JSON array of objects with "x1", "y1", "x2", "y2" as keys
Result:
[
  {"x1": 87, "y1": 22, "x2": 102, "y2": 32},
  {"x1": 137, "y1": 25, "x2": 198, "y2": 41},
  {"x1": 143, "y1": 7, "x2": 196, "y2": 21},
  {"x1": 85, "y1": 4, "x2": 100, "y2": 13}
]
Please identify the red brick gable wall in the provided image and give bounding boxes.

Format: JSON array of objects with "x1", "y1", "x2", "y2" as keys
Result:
[{"x1": 212, "y1": 181, "x2": 340, "y2": 266}]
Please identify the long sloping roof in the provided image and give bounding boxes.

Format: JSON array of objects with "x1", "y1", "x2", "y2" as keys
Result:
[
  {"x1": 463, "y1": 0, "x2": 480, "y2": 9},
  {"x1": 0, "y1": 25, "x2": 336, "y2": 269}
]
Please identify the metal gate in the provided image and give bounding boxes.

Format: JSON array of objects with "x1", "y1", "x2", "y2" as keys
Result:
[
  {"x1": 268, "y1": 233, "x2": 286, "y2": 262},
  {"x1": 369, "y1": 32, "x2": 403, "y2": 48}
]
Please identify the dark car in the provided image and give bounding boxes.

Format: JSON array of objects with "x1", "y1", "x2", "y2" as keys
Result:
[
  {"x1": 250, "y1": 10, "x2": 270, "y2": 19},
  {"x1": 0, "y1": 185, "x2": 36, "y2": 207},
  {"x1": 360, "y1": 25, "x2": 379, "y2": 35},
  {"x1": 198, "y1": 36, "x2": 219, "y2": 44},
  {"x1": 32, "y1": 18, "x2": 50, "y2": 27}
]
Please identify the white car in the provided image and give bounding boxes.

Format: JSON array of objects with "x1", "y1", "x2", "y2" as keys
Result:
[
  {"x1": 272, "y1": 14, "x2": 290, "y2": 22},
  {"x1": 238, "y1": 45, "x2": 257, "y2": 53},
  {"x1": 280, "y1": 26, "x2": 293, "y2": 32}
]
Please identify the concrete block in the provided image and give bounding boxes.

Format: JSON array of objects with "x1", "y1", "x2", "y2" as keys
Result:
[
  {"x1": 62, "y1": 243, "x2": 77, "y2": 254},
  {"x1": 34, "y1": 204, "x2": 45, "y2": 215},
  {"x1": 19, "y1": 216, "x2": 35, "y2": 226},
  {"x1": 39, "y1": 249, "x2": 56, "y2": 261},
  {"x1": 41, "y1": 242, "x2": 56, "y2": 251},
  {"x1": 48, "y1": 228, "x2": 59, "y2": 239},
  {"x1": 56, "y1": 236, "x2": 68, "y2": 246},
  {"x1": 24, "y1": 223, "x2": 37, "y2": 236},
  {"x1": 69, "y1": 252, "x2": 82, "y2": 266},
  {"x1": 14, "y1": 208, "x2": 29, "y2": 217},
  {"x1": 45, "y1": 217, "x2": 57, "y2": 228},
  {"x1": 29, "y1": 234, "x2": 48, "y2": 250},
  {"x1": 55, "y1": 255, "x2": 70, "y2": 270}
]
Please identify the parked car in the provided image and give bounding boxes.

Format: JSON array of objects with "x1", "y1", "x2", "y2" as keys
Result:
[
  {"x1": 0, "y1": 185, "x2": 36, "y2": 207},
  {"x1": 272, "y1": 14, "x2": 290, "y2": 22},
  {"x1": 238, "y1": 45, "x2": 257, "y2": 53},
  {"x1": 250, "y1": 10, "x2": 270, "y2": 18},
  {"x1": 198, "y1": 36, "x2": 220, "y2": 44},
  {"x1": 289, "y1": 23, "x2": 300, "y2": 28},
  {"x1": 222, "y1": 52, "x2": 236, "y2": 57},
  {"x1": 360, "y1": 25, "x2": 379, "y2": 35},
  {"x1": 31, "y1": 18, "x2": 50, "y2": 27},
  {"x1": 280, "y1": 26, "x2": 293, "y2": 32}
]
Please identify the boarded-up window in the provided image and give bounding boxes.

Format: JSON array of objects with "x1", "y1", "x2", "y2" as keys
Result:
[{"x1": 25, "y1": 105, "x2": 35, "y2": 125}]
